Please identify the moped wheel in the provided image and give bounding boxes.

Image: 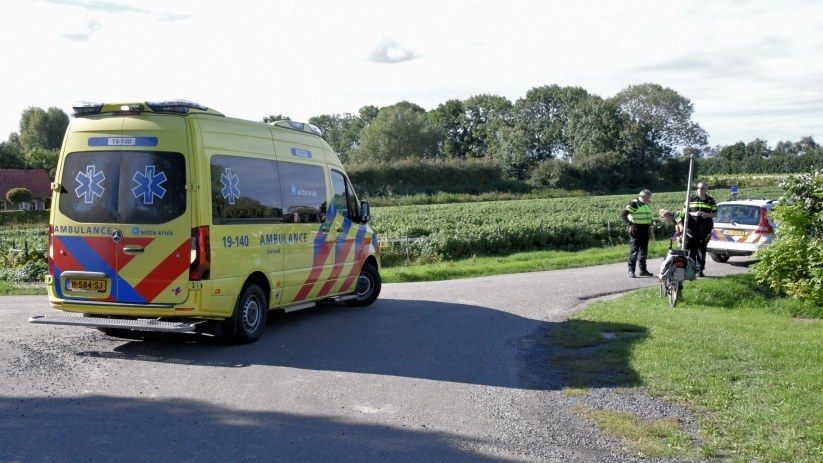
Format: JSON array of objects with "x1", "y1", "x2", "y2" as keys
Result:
[{"x1": 669, "y1": 279, "x2": 681, "y2": 307}]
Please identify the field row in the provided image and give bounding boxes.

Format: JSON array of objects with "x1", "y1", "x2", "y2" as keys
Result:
[{"x1": 370, "y1": 187, "x2": 782, "y2": 265}]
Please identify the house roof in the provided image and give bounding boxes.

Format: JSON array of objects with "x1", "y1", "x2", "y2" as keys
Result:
[{"x1": 0, "y1": 169, "x2": 52, "y2": 198}]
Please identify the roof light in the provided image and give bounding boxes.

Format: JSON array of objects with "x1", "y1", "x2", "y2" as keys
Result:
[
  {"x1": 275, "y1": 120, "x2": 322, "y2": 137},
  {"x1": 307, "y1": 123, "x2": 322, "y2": 137},
  {"x1": 72, "y1": 102, "x2": 104, "y2": 116},
  {"x1": 286, "y1": 120, "x2": 305, "y2": 131},
  {"x1": 146, "y1": 100, "x2": 208, "y2": 114}
]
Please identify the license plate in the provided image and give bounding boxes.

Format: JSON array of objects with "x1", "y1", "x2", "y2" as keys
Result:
[
  {"x1": 67, "y1": 278, "x2": 107, "y2": 292},
  {"x1": 723, "y1": 229, "x2": 745, "y2": 236}
]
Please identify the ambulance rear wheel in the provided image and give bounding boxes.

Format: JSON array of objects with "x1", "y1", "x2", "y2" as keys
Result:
[
  {"x1": 233, "y1": 284, "x2": 267, "y2": 344},
  {"x1": 346, "y1": 263, "x2": 381, "y2": 307}
]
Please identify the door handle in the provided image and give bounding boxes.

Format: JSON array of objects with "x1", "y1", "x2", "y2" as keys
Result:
[{"x1": 122, "y1": 245, "x2": 145, "y2": 255}]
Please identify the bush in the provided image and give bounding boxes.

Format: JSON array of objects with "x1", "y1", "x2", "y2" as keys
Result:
[
  {"x1": 755, "y1": 170, "x2": 823, "y2": 305},
  {"x1": 6, "y1": 188, "x2": 33, "y2": 204},
  {"x1": 0, "y1": 260, "x2": 47, "y2": 283},
  {"x1": 0, "y1": 210, "x2": 49, "y2": 226}
]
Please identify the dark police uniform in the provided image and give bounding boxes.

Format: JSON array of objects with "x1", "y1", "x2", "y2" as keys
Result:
[
  {"x1": 687, "y1": 193, "x2": 717, "y2": 274},
  {"x1": 622, "y1": 196, "x2": 653, "y2": 277}
]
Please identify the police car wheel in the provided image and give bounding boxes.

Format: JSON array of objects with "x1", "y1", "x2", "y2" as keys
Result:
[
  {"x1": 233, "y1": 284, "x2": 267, "y2": 344},
  {"x1": 346, "y1": 263, "x2": 381, "y2": 307},
  {"x1": 709, "y1": 253, "x2": 730, "y2": 263}
]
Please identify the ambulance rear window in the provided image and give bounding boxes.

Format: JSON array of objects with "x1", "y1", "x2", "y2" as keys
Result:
[{"x1": 58, "y1": 151, "x2": 187, "y2": 224}]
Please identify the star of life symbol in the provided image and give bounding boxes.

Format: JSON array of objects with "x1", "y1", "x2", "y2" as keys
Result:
[
  {"x1": 132, "y1": 166, "x2": 167, "y2": 204},
  {"x1": 221, "y1": 168, "x2": 241, "y2": 204},
  {"x1": 75, "y1": 166, "x2": 105, "y2": 203}
]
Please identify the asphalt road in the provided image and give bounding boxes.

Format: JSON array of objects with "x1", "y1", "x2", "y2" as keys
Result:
[{"x1": 0, "y1": 257, "x2": 754, "y2": 463}]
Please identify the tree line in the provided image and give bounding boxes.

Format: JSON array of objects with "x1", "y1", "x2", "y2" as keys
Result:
[{"x1": 2, "y1": 83, "x2": 820, "y2": 196}]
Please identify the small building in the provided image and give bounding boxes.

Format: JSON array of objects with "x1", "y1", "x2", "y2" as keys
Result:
[{"x1": 0, "y1": 169, "x2": 52, "y2": 211}]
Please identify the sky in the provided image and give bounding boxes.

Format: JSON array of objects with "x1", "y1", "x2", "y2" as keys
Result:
[{"x1": 1, "y1": 0, "x2": 821, "y2": 148}]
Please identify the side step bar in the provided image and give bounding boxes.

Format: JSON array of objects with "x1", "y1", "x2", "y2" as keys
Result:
[{"x1": 29, "y1": 315, "x2": 200, "y2": 333}]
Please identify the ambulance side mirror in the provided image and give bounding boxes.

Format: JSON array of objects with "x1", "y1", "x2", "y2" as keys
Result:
[{"x1": 360, "y1": 202, "x2": 371, "y2": 224}]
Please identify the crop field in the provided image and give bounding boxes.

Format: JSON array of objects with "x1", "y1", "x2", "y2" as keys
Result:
[
  {"x1": 0, "y1": 225, "x2": 48, "y2": 282},
  {"x1": 371, "y1": 187, "x2": 783, "y2": 265}
]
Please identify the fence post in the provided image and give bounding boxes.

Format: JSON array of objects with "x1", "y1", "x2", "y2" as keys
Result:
[
  {"x1": 24, "y1": 239, "x2": 29, "y2": 261},
  {"x1": 405, "y1": 234, "x2": 410, "y2": 264}
]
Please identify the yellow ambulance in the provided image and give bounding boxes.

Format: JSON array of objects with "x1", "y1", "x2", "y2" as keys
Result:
[{"x1": 30, "y1": 100, "x2": 381, "y2": 343}]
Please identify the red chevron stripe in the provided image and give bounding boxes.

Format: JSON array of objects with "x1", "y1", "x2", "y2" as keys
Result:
[
  {"x1": 340, "y1": 237, "x2": 371, "y2": 293},
  {"x1": 294, "y1": 240, "x2": 335, "y2": 301},
  {"x1": 133, "y1": 240, "x2": 190, "y2": 302},
  {"x1": 316, "y1": 237, "x2": 356, "y2": 297}
]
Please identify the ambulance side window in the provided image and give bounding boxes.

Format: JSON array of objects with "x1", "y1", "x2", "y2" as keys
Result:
[
  {"x1": 331, "y1": 170, "x2": 359, "y2": 221},
  {"x1": 278, "y1": 162, "x2": 327, "y2": 224},
  {"x1": 210, "y1": 155, "x2": 283, "y2": 224}
]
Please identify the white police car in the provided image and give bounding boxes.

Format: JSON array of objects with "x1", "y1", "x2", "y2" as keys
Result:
[{"x1": 707, "y1": 199, "x2": 778, "y2": 262}]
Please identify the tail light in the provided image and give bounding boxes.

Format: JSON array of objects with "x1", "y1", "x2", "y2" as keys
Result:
[
  {"x1": 754, "y1": 208, "x2": 774, "y2": 234},
  {"x1": 675, "y1": 257, "x2": 687, "y2": 268},
  {"x1": 190, "y1": 226, "x2": 210, "y2": 280},
  {"x1": 48, "y1": 224, "x2": 54, "y2": 276}
]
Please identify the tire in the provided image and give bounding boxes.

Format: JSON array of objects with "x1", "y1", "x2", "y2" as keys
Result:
[
  {"x1": 232, "y1": 284, "x2": 267, "y2": 344},
  {"x1": 669, "y1": 279, "x2": 681, "y2": 307},
  {"x1": 659, "y1": 281, "x2": 666, "y2": 298},
  {"x1": 345, "y1": 262, "x2": 382, "y2": 307},
  {"x1": 710, "y1": 253, "x2": 730, "y2": 263}
]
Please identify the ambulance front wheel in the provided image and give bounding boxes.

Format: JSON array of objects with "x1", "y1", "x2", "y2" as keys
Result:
[
  {"x1": 346, "y1": 263, "x2": 381, "y2": 307},
  {"x1": 233, "y1": 284, "x2": 268, "y2": 344}
]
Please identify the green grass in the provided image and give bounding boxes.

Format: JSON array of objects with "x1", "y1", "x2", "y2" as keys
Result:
[
  {"x1": 382, "y1": 240, "x2": 671, "y2": 282},
  {"x1": 547, "y1": 273, "x2": 823, "y2": 462},
  {"x1": 0, "y1": 280, "x2": 46, "y2": 295}
]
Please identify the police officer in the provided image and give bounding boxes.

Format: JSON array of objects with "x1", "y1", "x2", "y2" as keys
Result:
[
  {"x1": 622, "y1": 189, "x2": 653, "y2": 278},
  {"x1": 688, "y1": 181, "x2": 717, "y2": 277}
]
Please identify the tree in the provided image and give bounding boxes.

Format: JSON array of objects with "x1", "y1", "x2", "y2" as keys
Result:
[
  {"x1": 511, "y1": 85, "x2": 589, "y2": 161},
  {"x1": 611, "y1": 83, "x2": 708, "y2": 162},
  {"x1": 6, "y1": 188, "x2": 33, "y2": 204},
  {"x1": 717, "y1": 142, "x2": 747, "y2": 162},
  {"x1": 746, "y1": 138, "x2": 772, "y2": 159},
  {"x1": 349, "y1": 103, "x2": 444, "y2": 163},
  {"x1": 309, "y1": 113, "x2": 362, "y2": 162},
  {"x1": 428, "y1": 99, "x2": 468, "y2": 159},
  {"x1": 488, "y1": 125, "x2": 535, "y2": 180},
  {"x1": 793, "y1": 136, "x2": 818, "y2": 155},
  {"x1": 461, "y1": 94, "x2": 513, "y2": 158},
  {"x1": 25, "y1": 147, "x2": 59, "y2": 179},
  {"x1": 567, "y1": 96, "x2": 631, "y2": 191},
  {"x1": 0, "y1": 136, "x2": 26, "y2": 169},
  {"x1": 19, "y1": 107, "x2": 69, "y2": 152}
]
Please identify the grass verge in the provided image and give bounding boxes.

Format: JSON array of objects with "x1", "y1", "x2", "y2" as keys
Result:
[
  {"x1": 0, "y1": 280, "x2": 46, "y2": 296},
  {"x1": 382, "y1": 240, "x2": 671, "y2": 283},
  {"x1": 547, "y1": 273, "x2": 823, "y2": 462}
]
